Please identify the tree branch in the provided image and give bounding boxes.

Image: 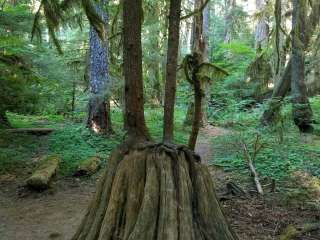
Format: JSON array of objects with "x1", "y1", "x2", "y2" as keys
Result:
[{"x1": 180, "y1": 0, "x2": 210, "y2": 20}]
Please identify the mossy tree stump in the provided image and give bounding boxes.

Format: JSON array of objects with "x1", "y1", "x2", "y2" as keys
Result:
[{"x1": 72, "y1": 143, "x2": 237, "y2": 240}]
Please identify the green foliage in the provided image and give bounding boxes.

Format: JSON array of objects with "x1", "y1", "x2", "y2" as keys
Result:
[
  {"x1": 0, "y1": 131, "x2": 47, "y2": 174},
  {"x1": 48, "y1": 123, "x2": 118, "y2": 175},
  {"x1": 210, "y1": 96, "x2": 320, "y2": 184},
  {"x1": 0, "y1": 107, "x2": 189, "y2": 175},
  {"x1": 0, "y1": 54, "x2": 41, "y2": 116}
]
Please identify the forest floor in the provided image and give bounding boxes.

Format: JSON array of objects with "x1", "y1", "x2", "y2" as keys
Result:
[{"x1": 0, "y1": 125, "x2": 320, "y2": 240}]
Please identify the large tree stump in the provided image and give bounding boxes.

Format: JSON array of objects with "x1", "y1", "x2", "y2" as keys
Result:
[
  {"x1": 72, "y1": 143, "x2": 238, "y2": 240},
  {"x1": 26, "y1": 155, "x2": 60, "y2": 190}
]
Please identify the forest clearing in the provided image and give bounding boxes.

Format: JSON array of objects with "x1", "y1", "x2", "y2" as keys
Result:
[{"x1": 1, "y1": 0, "x2": 320, "y2": 239}]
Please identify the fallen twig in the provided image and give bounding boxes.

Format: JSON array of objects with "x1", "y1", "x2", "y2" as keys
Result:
[{"x1": 241, "y1": 134, "x2": 264, "y2": 195}]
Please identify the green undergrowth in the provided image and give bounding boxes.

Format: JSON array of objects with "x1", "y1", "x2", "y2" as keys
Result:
[
  {"x1": 0, "y1": 107, "x2": 189, "y2": 176},
  {"x1": 209, "y1": 96, "x2": 320, "y2": 202},
  {"x1": 0, "y1": 131, "x2": 47, "y2": 174}
]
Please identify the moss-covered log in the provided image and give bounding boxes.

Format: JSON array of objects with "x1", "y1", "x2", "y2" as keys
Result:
[
  {"x1": 26, "y1": 155, "x2": 60, "y2": 190},
  {"x1": 74, "y1": 156, "x2": 101, "y2": 176},
  {"x1": 72, "y1": 143, "x2": 237, "y2": 240},
  {"x1": 6, "y1": 128, "x2": 54, "y2": 135}
]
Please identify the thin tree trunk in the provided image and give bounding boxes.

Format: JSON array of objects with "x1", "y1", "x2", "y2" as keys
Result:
[
  {"x1": 163, "y1": 0, "x2": 182, "y2": 142},
  {"x1": 87, "y1": 0, "x2": 112, "y2": 134},
  {"x1": 188, "y1": 60, "x2": 203, "y2": 150},
  {"x1": 123, "y1": 0, "x2": 149, "y2": 141},
  {"x1": 71, "y1": 79, "x2": 76, "y2": 113},
  {"x1": 291, "y1": 0, "x2": 313, "y2": 132},
  {"x1": 185, "y1": 0, "x2": 209, "y2": 127}
]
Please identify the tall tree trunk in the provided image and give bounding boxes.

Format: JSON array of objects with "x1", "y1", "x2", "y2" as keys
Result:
[
  {"x1": 148, "y1": 3, "x2": 163, "y2": 106},
  {"x1": 260, "y1": 1, "x2": 320, "y2": 125},
  {"x1": 72, "y1": 1, "x2": 237, "y2": 239},
  {"x1": 193, "y1": 0, "x2": 209, "y2": 126},
  {"x1": 163, "y1": 0, "x2": 182, "y2": 142},
  {"x1": 187, "y1": 54, "x2": 204, "y2": 150},
  {"x1": 87, "y1": 0, "x2": 112, "y2": 134},
  {"x1": 123, "y1": 0, "x2": 149, "y2": 140},
  {"x1": 255, "y1": 0, "x2": 269, "y2": 49},
  {"x1": 291, "y1": 0, "x2": 313, "y2": 132}
]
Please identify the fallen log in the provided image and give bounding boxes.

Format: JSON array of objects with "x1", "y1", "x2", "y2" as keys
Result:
[
  {"x1": 26, "y1": 155, "x2": 60, "y2": 190},
  {"x1": 6, "y1": 128, "x2": 54, "y2": 135},
  {"x1": 74, "y1": 156, "x2": 101, "y2": 176}
]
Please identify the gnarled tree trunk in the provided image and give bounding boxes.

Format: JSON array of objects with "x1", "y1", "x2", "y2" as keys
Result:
[{"x1": 72, "y1": 143, "x2": 238, "y2": 240}]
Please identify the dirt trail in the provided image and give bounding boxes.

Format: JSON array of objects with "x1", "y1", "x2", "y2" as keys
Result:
[
  {"x1": 195, "y1": 125, "x2": 230, "y2": 164},
  {"x1": 0, "y1": 178, "x2": 95, "y2": 240}
]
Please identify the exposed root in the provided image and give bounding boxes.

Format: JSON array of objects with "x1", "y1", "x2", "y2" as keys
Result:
[{"x1": 72, "y1": 143, "x2": 238, "y2": 240}]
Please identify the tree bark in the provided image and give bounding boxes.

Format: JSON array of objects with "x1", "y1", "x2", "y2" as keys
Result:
[
  {"x1": 260, "y1": 61, "x2": 291, "y2": 125},
  {"x1": 188, "y1": 57, "x2": 203, "y2": 150},
  {"x1": 87, "y1": 0, "x2": 112, "y2": 134},
  {"x1": 255, "y1": 0, "x2": 269, "y2": 48},
  {"x1": 163, "y1": 0, "x2": 182, "y2": 142},
  {"x1": 260, "y1": 1, "x2": 320, "y2": 125},
  {"x1": 291, "y1": 0, "x2": 313, "y2": 132},
  {"x1": 72, "y1": 144, "x2": 238, "y2": 240},
  {"x1": 193, "y1": 0, "x2": 209, "y2": 126},
  {"x1": 123, "y1": 0, "x2": 149, "y2": 141},
  {"x1": 185, "y1": 0, "x2": 210, "y2": 127}
]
